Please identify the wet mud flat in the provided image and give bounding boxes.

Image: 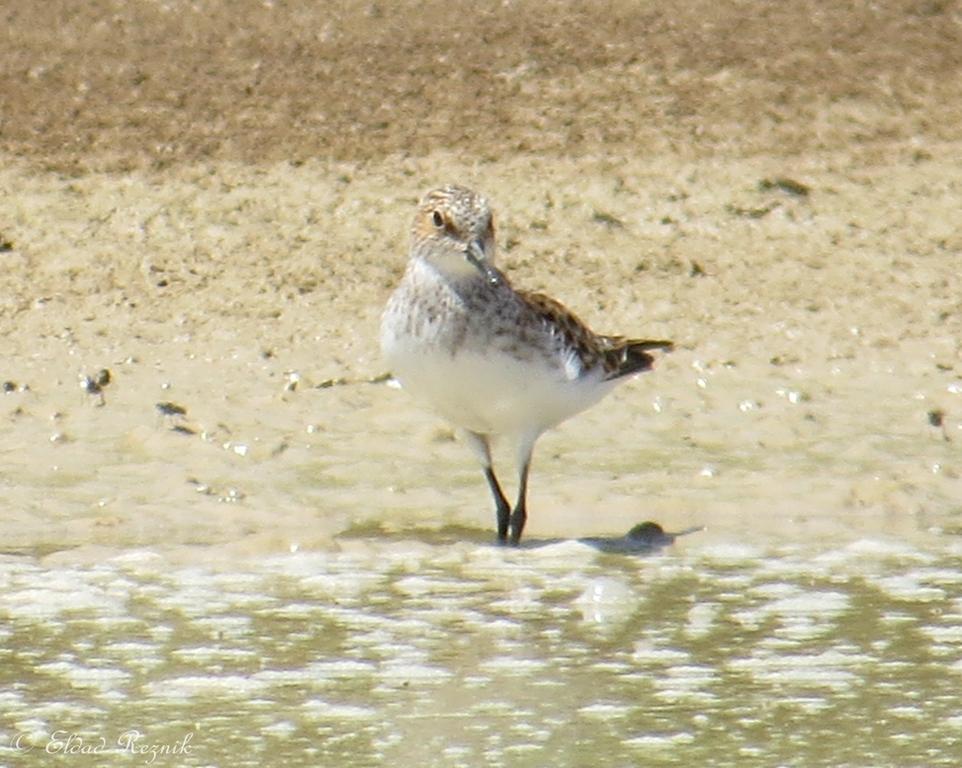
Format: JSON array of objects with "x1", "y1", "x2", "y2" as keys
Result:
[{"x1": 1, "y1": 147, "x2": 961, "y2": 553}]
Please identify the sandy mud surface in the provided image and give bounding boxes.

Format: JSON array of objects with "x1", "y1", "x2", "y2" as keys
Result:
[{"x1": 1, "y1": 0, "x2": 961, "y2": 558}]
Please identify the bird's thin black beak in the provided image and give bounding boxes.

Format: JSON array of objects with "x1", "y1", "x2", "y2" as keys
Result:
[{"x1": 465, "y1": 240, "x2": 501, "y2": 286}]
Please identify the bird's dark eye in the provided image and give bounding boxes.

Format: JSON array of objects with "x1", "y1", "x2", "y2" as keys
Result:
[{"x1": 432, "y1": 210, "x2": 444, "y2": 228}]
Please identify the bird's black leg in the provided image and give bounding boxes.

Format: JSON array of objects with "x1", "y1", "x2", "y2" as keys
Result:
[
  {"x1": 483, "y1": 466, "x2": 511, "y2": 543},
  {"x1": 465, "y1": 431, "x2": 512, "y2": 543},
  {"x1": 509, "y1": 455, "x2": 532, "y2": 545}
]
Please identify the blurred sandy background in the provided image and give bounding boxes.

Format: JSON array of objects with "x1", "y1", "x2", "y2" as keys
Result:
[{"x1": 1, "y1": 0, "x2": 961, "y2": 560}]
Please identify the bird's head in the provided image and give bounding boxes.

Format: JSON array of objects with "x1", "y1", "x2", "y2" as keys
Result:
[{"x1": 410, "y1": 185, "x2": 500, "y2": 285}]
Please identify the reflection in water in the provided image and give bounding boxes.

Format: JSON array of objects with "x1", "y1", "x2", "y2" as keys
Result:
[{"x1": 1, "y1": 537, "x2": 960, "y2": 766}]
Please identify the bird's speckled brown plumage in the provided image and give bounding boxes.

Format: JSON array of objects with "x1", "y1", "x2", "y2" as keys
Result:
[{"x1": 517, "y1": 289, "x2": 673, "y2": 380}]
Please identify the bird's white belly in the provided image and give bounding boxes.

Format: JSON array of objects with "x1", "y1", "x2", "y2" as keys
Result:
[{"x1": 386, "y1": 342, "x2": 614, "y2": 437}]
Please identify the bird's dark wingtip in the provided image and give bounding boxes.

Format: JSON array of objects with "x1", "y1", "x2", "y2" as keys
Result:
[
  {"x1": 604, "y1": 338, "x2": 674, "y2": 379},
  {"x1": 632, "y1": 339, "x2": 674, "y2": 353}
]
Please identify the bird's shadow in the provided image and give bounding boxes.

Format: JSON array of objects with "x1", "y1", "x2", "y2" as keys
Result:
[
  {"x1": 338, "y1": 520, "x2": 703, "y2": 555},
  {"x1": 522, "y1": 521, "x2": 704, "y2": 554}
]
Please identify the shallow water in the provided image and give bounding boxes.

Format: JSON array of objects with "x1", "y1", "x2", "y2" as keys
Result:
[{"x1": 2, "y1": 534, "x2": 960, "y2": 767}]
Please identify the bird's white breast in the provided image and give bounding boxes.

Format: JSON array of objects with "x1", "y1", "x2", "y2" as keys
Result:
[
  {"x1": 380, "y1": 258, "x2": 618, "y2": 438},
  {"x1": 382, "y1": 314, "x2": 613, "y2": 438}
]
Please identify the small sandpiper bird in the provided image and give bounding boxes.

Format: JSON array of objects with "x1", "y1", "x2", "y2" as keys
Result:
[{"x1": 380, "y1": 185, "x2": 672, "y2": 544}]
